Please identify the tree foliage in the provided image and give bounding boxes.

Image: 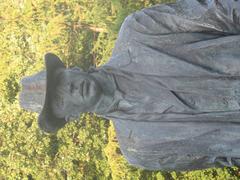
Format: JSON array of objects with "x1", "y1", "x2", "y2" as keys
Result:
[{"x1": 0, "y1": 0, "x2": 240, "y2": 179}]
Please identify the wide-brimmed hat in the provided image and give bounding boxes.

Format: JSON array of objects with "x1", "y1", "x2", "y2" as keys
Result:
[
  {"x1": 37, "y1": 53, "x2": 67, "y2": 133},
  {"x1": 19, "y1": 53, "x2": 69, "y2": 133}
]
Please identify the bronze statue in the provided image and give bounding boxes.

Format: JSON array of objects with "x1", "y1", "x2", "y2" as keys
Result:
[{"x1": 20, "y1": 0, "x2": 240, "y2": 171}]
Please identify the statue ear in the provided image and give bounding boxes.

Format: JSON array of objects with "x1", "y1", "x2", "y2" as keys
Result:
[
  {"x1": 87, "y1": 65, "x2": 97, "y2": 73},
  {"x1": 71, "y1": 67, "x2": 83, "y2": 72}
]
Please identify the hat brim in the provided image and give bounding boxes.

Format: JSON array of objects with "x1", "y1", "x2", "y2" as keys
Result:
[{"x1": 38, "y1": 53, "x2": 67, "y2": 133}]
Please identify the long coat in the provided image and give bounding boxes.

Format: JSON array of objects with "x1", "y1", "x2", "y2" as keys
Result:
[{"x1": 101, "y1": 0, "x2": 240, "y2": 171}]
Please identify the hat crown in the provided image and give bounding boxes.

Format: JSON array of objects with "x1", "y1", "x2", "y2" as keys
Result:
[
  {"x1": 19, "y1": 71, "x2": 46, "y2": 113},
  {"x1": 19, "y1": 53, "x2": 67, "y2": 133}
]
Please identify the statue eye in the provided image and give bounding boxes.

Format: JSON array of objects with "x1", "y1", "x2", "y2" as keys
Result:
[
  {"x1": 61, "y1": 97, "x2": 65, "y2": 106},
  {"x1": 56, "y1": 96, "x2": 64, "y2": 109},
  {"x1": 72, "y1": 67, "x2": 82, "y2": 72},
  {"x1": 69, "y1": 82, "x2": 74, "y2": 94}
]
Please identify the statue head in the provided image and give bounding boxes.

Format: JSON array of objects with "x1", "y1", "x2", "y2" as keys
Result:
[
  {"x1": 20, "y1": 53, "x2": 102, "y2": 133},
  {"x1": 51, "y1": 67, "x2": 103, "y2": 118},
  {"x1": 38, "y1": 53, "x2": 104, "y2": 133}
]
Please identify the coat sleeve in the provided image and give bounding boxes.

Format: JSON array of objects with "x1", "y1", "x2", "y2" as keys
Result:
[
  {"x1": 124, "y1": 153, "x2": 240, "y2": 171},
  {"x1": 106, "y1": 0, "x2": 240, "y2": 77},
  {"x1": 112, "y1": 119, "x2": 240, "y2": 171},
  {"x1": 125, "y1": 137, "x2": 240, "y2": 171},
  {"x1": 112, "y1": 0, "x2": 240, "y2": 54}
]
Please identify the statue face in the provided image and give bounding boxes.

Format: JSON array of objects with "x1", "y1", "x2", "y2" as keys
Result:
[{"x1": 52, "y1": 68, "x2": 103, "y2": 118}]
